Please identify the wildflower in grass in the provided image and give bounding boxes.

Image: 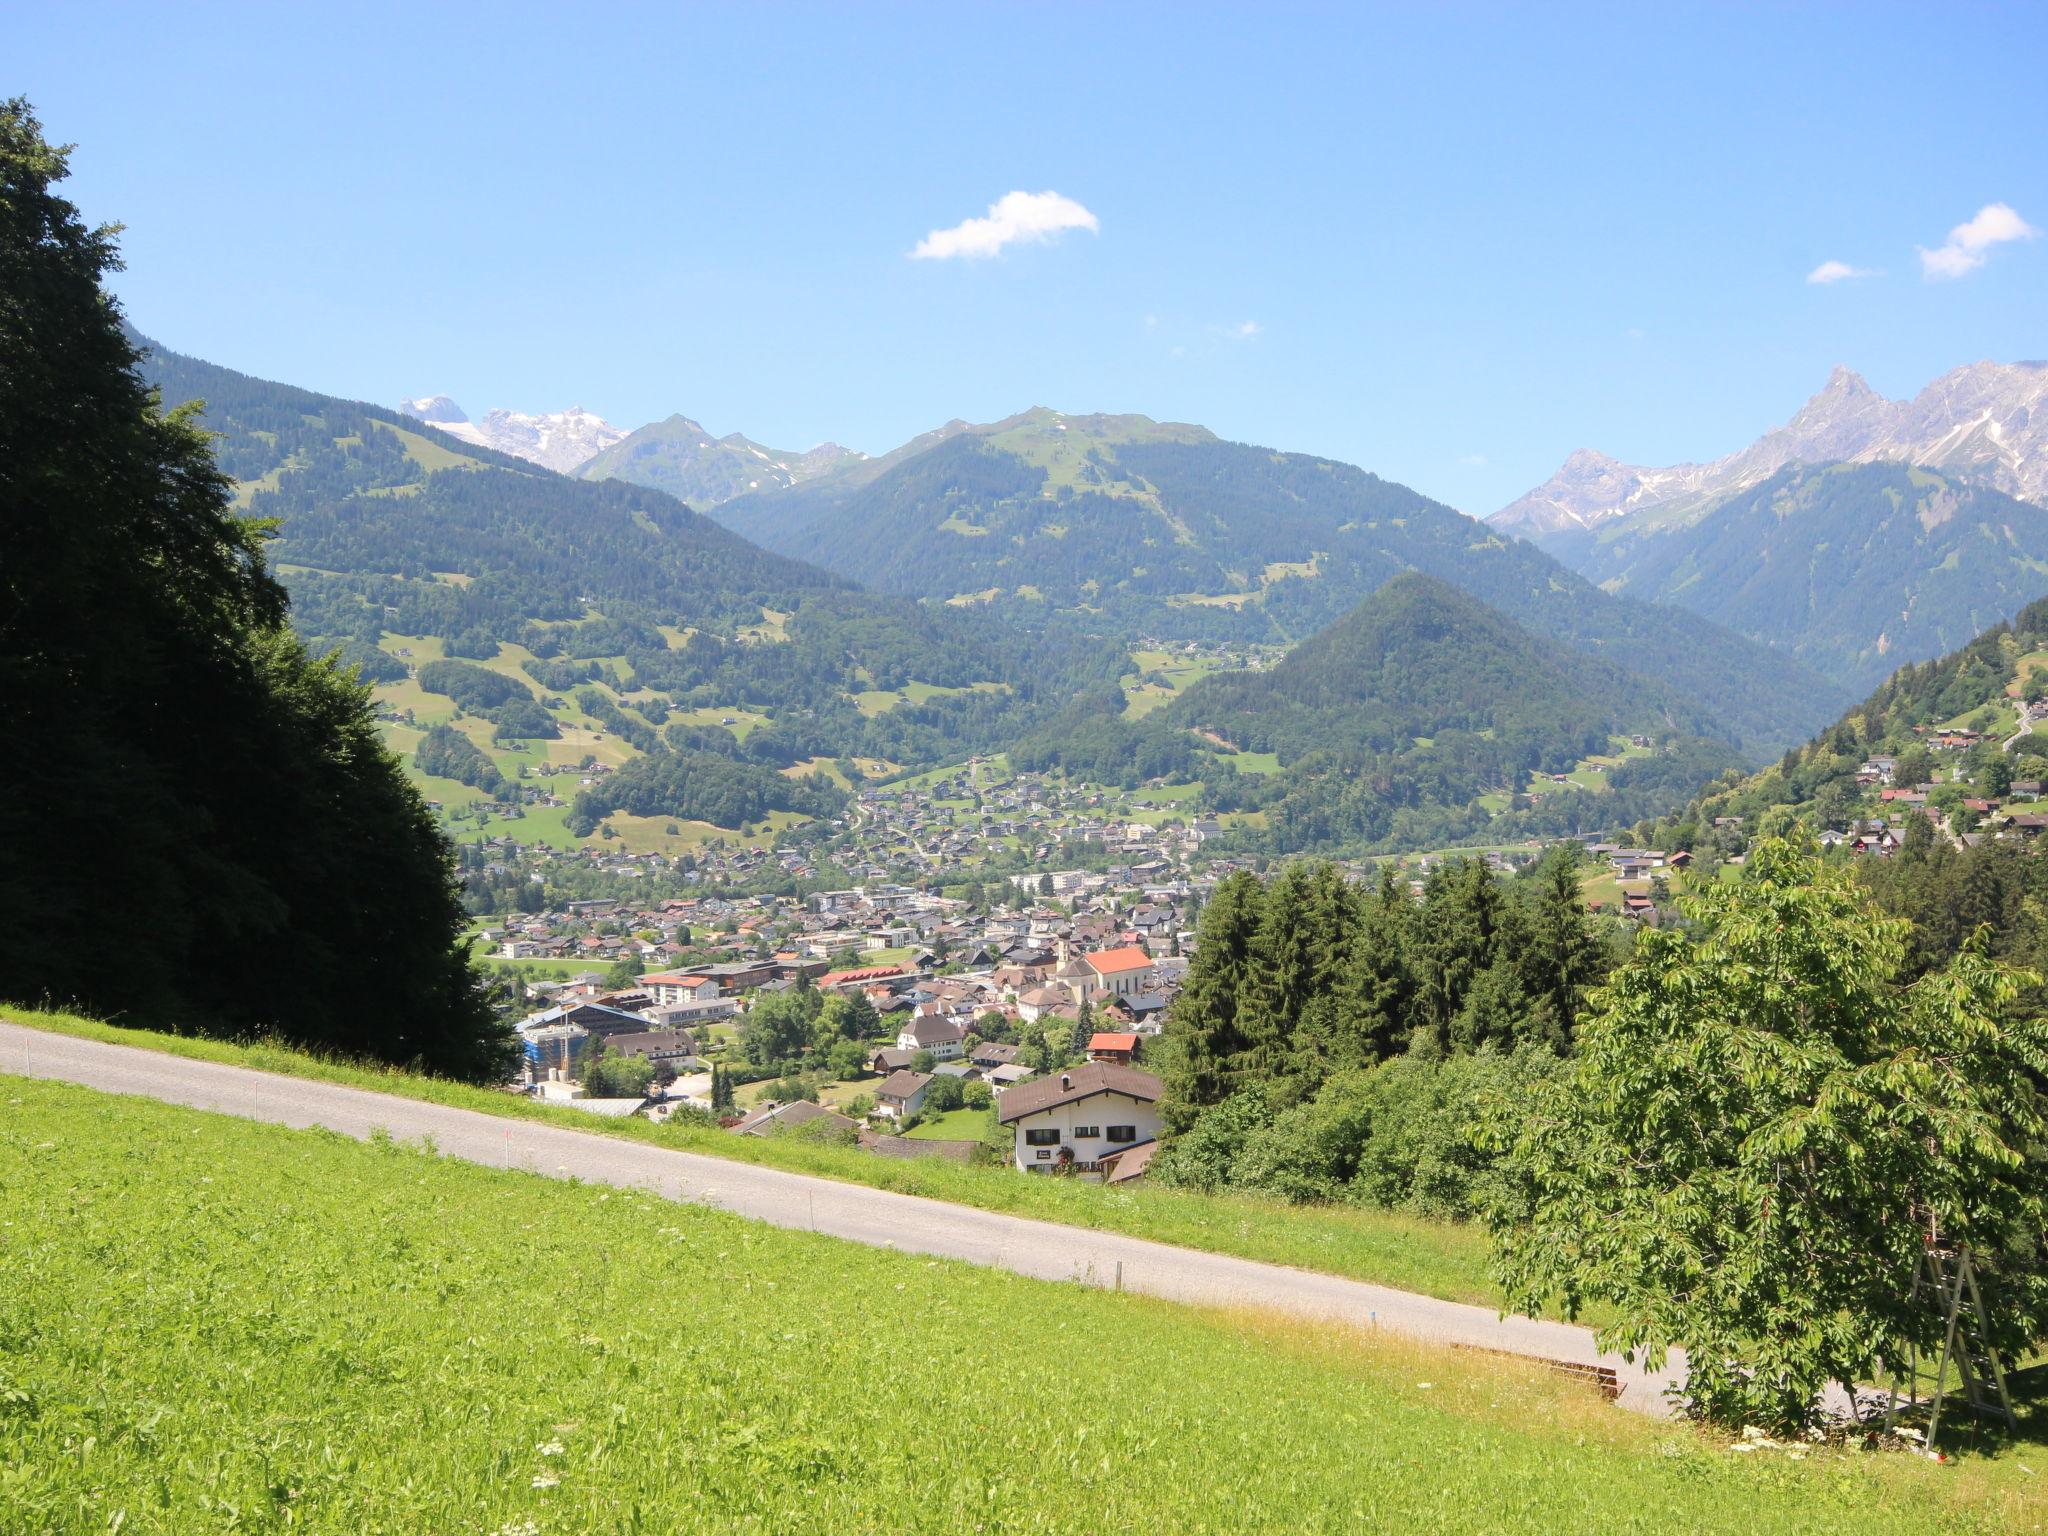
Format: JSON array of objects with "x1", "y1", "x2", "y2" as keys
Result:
[
  {"x1": 535, "y1": 1440, "x2": 565, "y2": 1458},
  {"x1": 531, "y1": 1472, "x2": 560, "y2": 1489}
]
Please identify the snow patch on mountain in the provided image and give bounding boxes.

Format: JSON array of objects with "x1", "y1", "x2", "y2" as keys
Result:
[
  {"x1": 397, "y1": 397, "x2": 626, "y2": 474},
  {"x1": 1493, "y1": 360, "x2": 2048, "y2": 534}
]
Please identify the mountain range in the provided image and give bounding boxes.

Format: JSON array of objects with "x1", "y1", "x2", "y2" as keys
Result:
[
  {"x1": 1492, "y1": 360, "x2": 2048, "y2": 536},
  {"x1": 397, "y1": 396, "x2": 626, "y2": 475},
  {"x1": 703, "y1": 405, "x2": 1842, "y2": 753},
  {"x1": 1551, "y1": 463, "x2": 2048, "y2": 688},
  {"x1": 1486, "y1": 361, "x2": 2048, "y2": 692},
  {"x1": 397, "y1": 395, "x2": 872, "y2": 509},
  {"x1": 575, "y1": 415, "x2": 867, "y2": 508},
  {"x1": 136, "y1": 332, "x2": 1923, "y2": 856}
]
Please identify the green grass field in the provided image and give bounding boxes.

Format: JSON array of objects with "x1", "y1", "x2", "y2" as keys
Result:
[
  {"x1": 6, "y1": 1007, "x2": 1503, "y2": 1307},
  {"x1": 904, "y1": 1105, "x2": 990, "y2": 1140},
  {"x1": 1121, "y1": 648, "x2": 1225, "y2": 718},
  {"x1": 2, "y1": 1078, "x2": 2036, "y2": 1534}
]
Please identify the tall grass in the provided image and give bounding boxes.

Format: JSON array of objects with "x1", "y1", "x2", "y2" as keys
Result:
[{"x1": 2, "y1": 1078, "x2": 2035, "y2": 1535}]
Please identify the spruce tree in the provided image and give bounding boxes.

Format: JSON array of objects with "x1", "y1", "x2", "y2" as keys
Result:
[
  {"x1": 1515, "y1": 846, "x2": 1602, "y2": 1046},
  {"x1": 1158, "y1": 871, "x2": 1267, "y2": 1131}
]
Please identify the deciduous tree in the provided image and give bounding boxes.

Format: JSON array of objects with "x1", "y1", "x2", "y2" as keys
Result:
[{"x1": 1489, "y1": 838, "x2": 2048, "y2": 1431}]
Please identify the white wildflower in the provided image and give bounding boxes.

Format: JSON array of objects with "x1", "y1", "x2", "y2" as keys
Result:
[
  {"x1": 534, "y1": 1440, "x2": 565, "y2": 1458},
  {"x1": 531, "y1": 1473, "x2": 559, "y2": 1490}
]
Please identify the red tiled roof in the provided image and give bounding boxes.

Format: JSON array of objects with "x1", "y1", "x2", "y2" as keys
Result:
[
  {"x1": 1088, "y1": 1032, "x2": 1139, "y2": 1052},
  {"x1": 1084, "y1": 945, "x2": 1153, "y2": 976},
  {"x1": 819, "y1": 964, "x2": 910, "y2": 987}
]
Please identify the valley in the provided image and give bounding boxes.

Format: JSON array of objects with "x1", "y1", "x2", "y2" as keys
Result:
[{"x1": 10, "y1": 52, "x2": 2048, "y2": 1536}]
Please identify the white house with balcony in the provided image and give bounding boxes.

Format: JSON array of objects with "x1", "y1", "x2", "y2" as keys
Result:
[{"x1": 996, "y1": 1063, "x2": 1163, "y2": 1174}]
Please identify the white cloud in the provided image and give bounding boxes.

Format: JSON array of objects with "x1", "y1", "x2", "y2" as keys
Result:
[
  {"x1": 1918, "y1": 202, "x2": 2037, "y2": 279},
  {"x1": 1460, "y1": 453, "x2": 1489, "y2": 468},
  {"x1": 911, "y1": 190, "x2": 1099, "y2": 261},
  {"x1": 1207, "y1": 319, "x2": 1261, "y2": 340},
  {"x1": 1807, "y1": 259, "x2": 1875, "y2": 284}
]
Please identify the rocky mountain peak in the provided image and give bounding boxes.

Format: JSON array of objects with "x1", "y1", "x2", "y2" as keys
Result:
[
  {"x1": 1493, "y1": 360, "x2": 2048, "y2": 536},
  {"x1": 398, "y1": 394, "x2": 469, "y2": 425},
  {"x1": 397, "y1": 396, "x2": 625, "y2": 474}
]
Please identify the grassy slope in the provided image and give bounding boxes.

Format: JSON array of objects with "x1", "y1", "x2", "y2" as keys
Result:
[
  {"x1": 5, "y1": 1007, "x2": 1498, "y2": 1307},
  {"x1": 3, "y1": 1078, "x2": 2035, "y2": 1535}
]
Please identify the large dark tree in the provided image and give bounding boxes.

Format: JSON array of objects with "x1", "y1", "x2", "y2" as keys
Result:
[{"x1": 0, "y1": 100, "x2": 511, "y2": 1079}]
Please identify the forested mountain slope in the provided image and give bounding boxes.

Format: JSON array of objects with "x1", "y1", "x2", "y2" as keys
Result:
[
  {"x1": 1167, "y1": 572, "x2": 1706, "y2": 758},
  {"x1": 1014, "y1": 575, "x2": 1744, "y2": 855},
  {"x1": 1645, "y1": 594, "x2": 2048, "y2": 848},
  {"x1": 1537, "y1": 463, "x2": 2048, "y2": 689},
  {"x1": 134, "y1": 339, "x2": 1131, "y2": 843},
  {"x1": 1172, "y1": 575, "x2": 1742, "y2": 852},
  {"x1": 715, "y1": 409, "x2": 1847, "y2": 754}
]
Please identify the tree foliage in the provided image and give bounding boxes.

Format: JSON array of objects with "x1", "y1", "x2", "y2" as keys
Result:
[
  {"x1": 1489, "y1": 838, "x2": 2048, "y2": 1431},
  {"x1": 0, "y1": 99, "x2": 509, "y2": 1079},
  {"x1": 1159, "y1": 850, "x2": 1610, "y2": 1137}
]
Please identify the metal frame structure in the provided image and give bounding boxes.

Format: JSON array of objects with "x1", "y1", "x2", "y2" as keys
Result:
[{"x1": 1885, "y1": 1244, "x2": 2016, "y2": 1453}]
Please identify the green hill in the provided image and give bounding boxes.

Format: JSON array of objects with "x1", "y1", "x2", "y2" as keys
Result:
[
  {"x1": 1548, "y1": 462, "x2": 2048, "y2": 688},
  {"x1": 716, "y1": 409, "x2": 1847, "y2": 755},
  {"x1": 1170, "y1": 572, "x2": 1701, "y2": 757},
  {"x1": 1174, "y1": 575, "x2": 1742, "y2": 851},
  {"x1": 1013, "y1": 575, "x2": 1745, "y2": 854},
  {"x1": 7, "y1": 1077, "x2": 2032, "y2": 1533}
]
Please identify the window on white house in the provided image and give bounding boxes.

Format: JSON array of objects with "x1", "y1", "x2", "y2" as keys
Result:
[
  {"x1": 1106, "y1": 1125, "x2": 1137, "y2": 1143},
  {"x1": 1024, "y1": 1128, "x2": 1061, "y2": 1146},
  {"x1": 1072, "y1": 1126, "x2": 1100, "y2": 1139}
]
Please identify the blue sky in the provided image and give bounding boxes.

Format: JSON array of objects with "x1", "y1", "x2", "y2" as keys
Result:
[{"x1": 14, "y1": 1, "x2": 2046, "y2": 513}]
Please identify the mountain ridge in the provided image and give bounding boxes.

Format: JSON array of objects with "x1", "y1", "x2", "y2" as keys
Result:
[
  {"x1": 1492, "y1": 359, "x2": 2048, "y2": 536},
  {"x1": 397, "y1": 395, "x2": 626, "y2": 474},
  {"x1": 1547, "y1": 462, "x2": 2048, "y2": 689},
  {"x1": 575, "y1": 412, "x2": 867, "y2": 508},
  {"x1": 712, "y1": 406, "x2": 1848, "y2": 754}
]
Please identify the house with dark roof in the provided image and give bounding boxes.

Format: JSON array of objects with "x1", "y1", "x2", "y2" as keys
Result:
[
  {"x1": 970, "y1": 1042, "x2": 1022, "y2": 1071},
  {"x1": 867, "y1": 1045, "x2": 916, "y2": 1075},
  {"x1": 874, "y1": 1069, "x2": 933, "y2": 1122},
  {"x1": 895, "y1": 1013, "x2": 966, "y2": 1060},
  {"x1": 730, "y1": 1100, "x2": 859, "y2": 1139},
  {"x1": 996, "y1": 1063, "x2": 1163, "y2": 1174}
]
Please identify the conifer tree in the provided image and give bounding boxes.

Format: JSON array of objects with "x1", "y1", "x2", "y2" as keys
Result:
[
  {"x1": 1158, "y1": 870, "x2": 1266, "y2": 1131},
  {"x1": 1514, "y1": 846, "x2": 1602, "y2": 1046}
]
